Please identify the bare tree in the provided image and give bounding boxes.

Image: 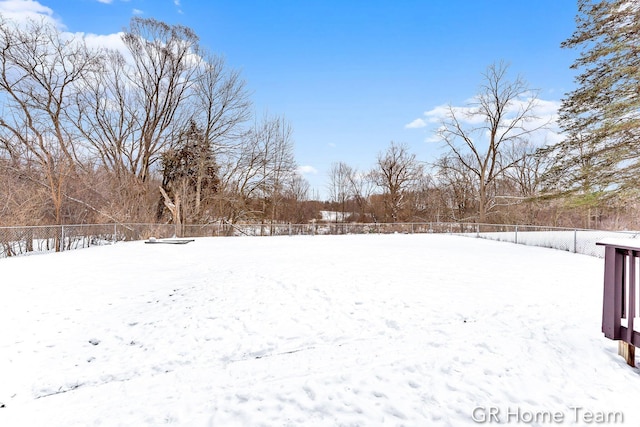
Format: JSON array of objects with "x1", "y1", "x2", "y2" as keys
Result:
[
  {"x1": 373, "y1": 142, "x2": 423, "y2": 222},
  {"x1": 435, "y1": 154, "x2": 479, "y2": 222},
  {"x1": 347, "y1": 169, "x2": 376, "y2": 222},
  {"x1": 503, "y1": 140, "x2": 546, "y2": 199},
  {"x1": 73, "y1": 49, "x2": 138, "y2": 181},
  {"x1": 0, "y1": 17, "x2": 102, "y2": 232},
  {"x1": 328, "y1": 162, "x2": 377, "y2": 222},
  {"x1": 73, "y1": 24, "x2": 250, "y2": 222},
  {"x1": 406, "y1": 172, "x2": 441, "y2": 222},
  {"x1": 437, "y1": 62, "x2": 545, "y2": 223},
  {"x1": 258, "y1": 116, "x2": 296, "y2": 226},
  {"x1": 0, "y1": 16, "x2": 312, "y2": 228},
  {"x1": 0, "y1": 157, "x2": 49, "y2": 227},
  {"x1": 328, "y1": 162, "x2": 354, "y2": 222},
  {"x1": 183, "y1": 51, "x2": 252, "y2": 221},
  {"x1": 121, "y1": 17, "x2": 201, "y2": 183},
  {"x1": 220, "y1": 115, "x2": 296, "y2": 223},
  {"x1": 497, "y1": 140, "x2": 549, "y2": 224},
  {"x1": 280, "y1": 172, "x2": 311, "y2": 223},
  {"x1": 191, "y1": 51, "x2": 252, "y2": 156}
]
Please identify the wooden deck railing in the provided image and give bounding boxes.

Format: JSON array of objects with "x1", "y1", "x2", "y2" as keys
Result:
[{"x1": 597, "y1": 240, "x2": 640, "y2": 366}]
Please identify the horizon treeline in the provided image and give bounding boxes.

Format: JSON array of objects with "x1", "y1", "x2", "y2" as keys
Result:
[{"x1": 1, "y1": 1, "x2": 639, "y2": 231}]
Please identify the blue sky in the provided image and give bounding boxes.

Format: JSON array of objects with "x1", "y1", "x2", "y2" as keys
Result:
[{"x1": 0, "y1": 0, "x2": 579, "y2": 199}]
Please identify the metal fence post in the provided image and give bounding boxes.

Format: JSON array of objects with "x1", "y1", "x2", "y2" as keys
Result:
[
  {"x1": 515, "y1": 225, "x2": 518, "y2": 245},
  {"x1": 574, "y1": 229, "x2": 578, "y2": 253},
  {"x1": 61, "y1": 225, "x2": 65, "y2": 252}
]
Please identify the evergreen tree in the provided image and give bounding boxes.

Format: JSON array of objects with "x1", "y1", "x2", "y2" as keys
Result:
[
  {"x1": 543, "y1": 0, "x2": 640, "y2": 200},
  {"x1": 157, "y1": 121, "x2": 220, "y2": 225}
]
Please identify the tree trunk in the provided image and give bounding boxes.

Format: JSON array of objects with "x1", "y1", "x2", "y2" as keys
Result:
[{"x1": 159, "y1": 186, "x2": 182, "y2": 237}]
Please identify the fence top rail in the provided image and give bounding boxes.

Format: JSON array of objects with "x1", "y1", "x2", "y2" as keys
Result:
[
  {"x1": 1, "y1": 222, "x2": 640, "y2": 233},
  {"x1": 0, "y1": 223, "x2": 118, "y2": 230}
]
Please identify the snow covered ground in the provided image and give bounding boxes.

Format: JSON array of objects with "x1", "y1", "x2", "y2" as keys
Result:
[{"x1": 1, "y1": 234, "x2": 639, "y2": 426}]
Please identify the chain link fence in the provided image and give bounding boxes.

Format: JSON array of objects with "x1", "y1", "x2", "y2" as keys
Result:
[
  {"x1": 0, "y1": 224, "x2": 119, "y2": 258},
  {"x1": 1, "y1": 221, "x2": 639, "y2": 259},
  {"x1": 461, "y1": 224, "x2": 640, "y2": 258}
]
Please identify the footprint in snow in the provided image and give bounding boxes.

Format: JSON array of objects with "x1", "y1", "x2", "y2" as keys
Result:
[
  {"x1": 303, "y1": 386, "x2": 316, "y2": 401},
  {"x1": 385, "y1": 319, "x2": 400, "y2": 330}
]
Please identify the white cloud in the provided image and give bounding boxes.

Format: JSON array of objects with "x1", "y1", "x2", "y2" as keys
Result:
[
  {"x1": 82, "y1": 31, "x2": 126, "y2": 51},
  {"x1": 0, "y1": 0, "x2": 143, "y2": 61},
  {"x1": 0, "y1": 0, "x2": 52, "y2": 14},
  {"x1": 404, "y1": 118, "x2": 426, "y2": 129},
  {"x1": 0, "y1": 0, "x2": 199, "y2": 84},
  {"x1": 424, "y1": 126, "x2": 446, "y2": 143},
  {"x1": 297, "y1": 165, "x2": 318, "y2": 175},
  {"x1": 423, "y1": 104, "x2": 454, "y2": 123},
  {"x1": 0, "y1": 0, "x2": 59, "y2": 26},
  {"x1": 0, "y1": 0, "x2": 205, "y2": 99},
  {"x1": 531, "y1": 98, "x2": 562, "y2": 118},
  {"x1": 429, "y1": 103, "x2": 487, "y2": 125}
]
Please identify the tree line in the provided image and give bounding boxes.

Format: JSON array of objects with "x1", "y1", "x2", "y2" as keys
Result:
[
  {"x1": 1, "y1": 1, "x2": 638, "y2": 231},
  {"x1": 0, "y1": 16, "x2": 304, "y2": 229}
]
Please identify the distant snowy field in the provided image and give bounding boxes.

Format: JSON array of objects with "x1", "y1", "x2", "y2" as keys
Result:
[{"x1": 1, "y1": 234, "x2": 639, "y2": 426}]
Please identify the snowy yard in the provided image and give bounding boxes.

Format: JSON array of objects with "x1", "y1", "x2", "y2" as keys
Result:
[{"x1": 1, "y1": 234, "x2": 639, "y2": 426}]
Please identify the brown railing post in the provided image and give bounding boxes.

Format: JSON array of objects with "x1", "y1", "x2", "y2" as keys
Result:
[
  {"x1": 626, "y1": 250, "x2": 636, "y2": 357},
  {"x1": 620, "y1": 254, "x2": 636, "y2": 366},
  {"x1": 601, "y1": 246, "x2": 623, "y2": 341},
  {"x1": 597, "y1": 241, "x2": 639, "y2": 367}
]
